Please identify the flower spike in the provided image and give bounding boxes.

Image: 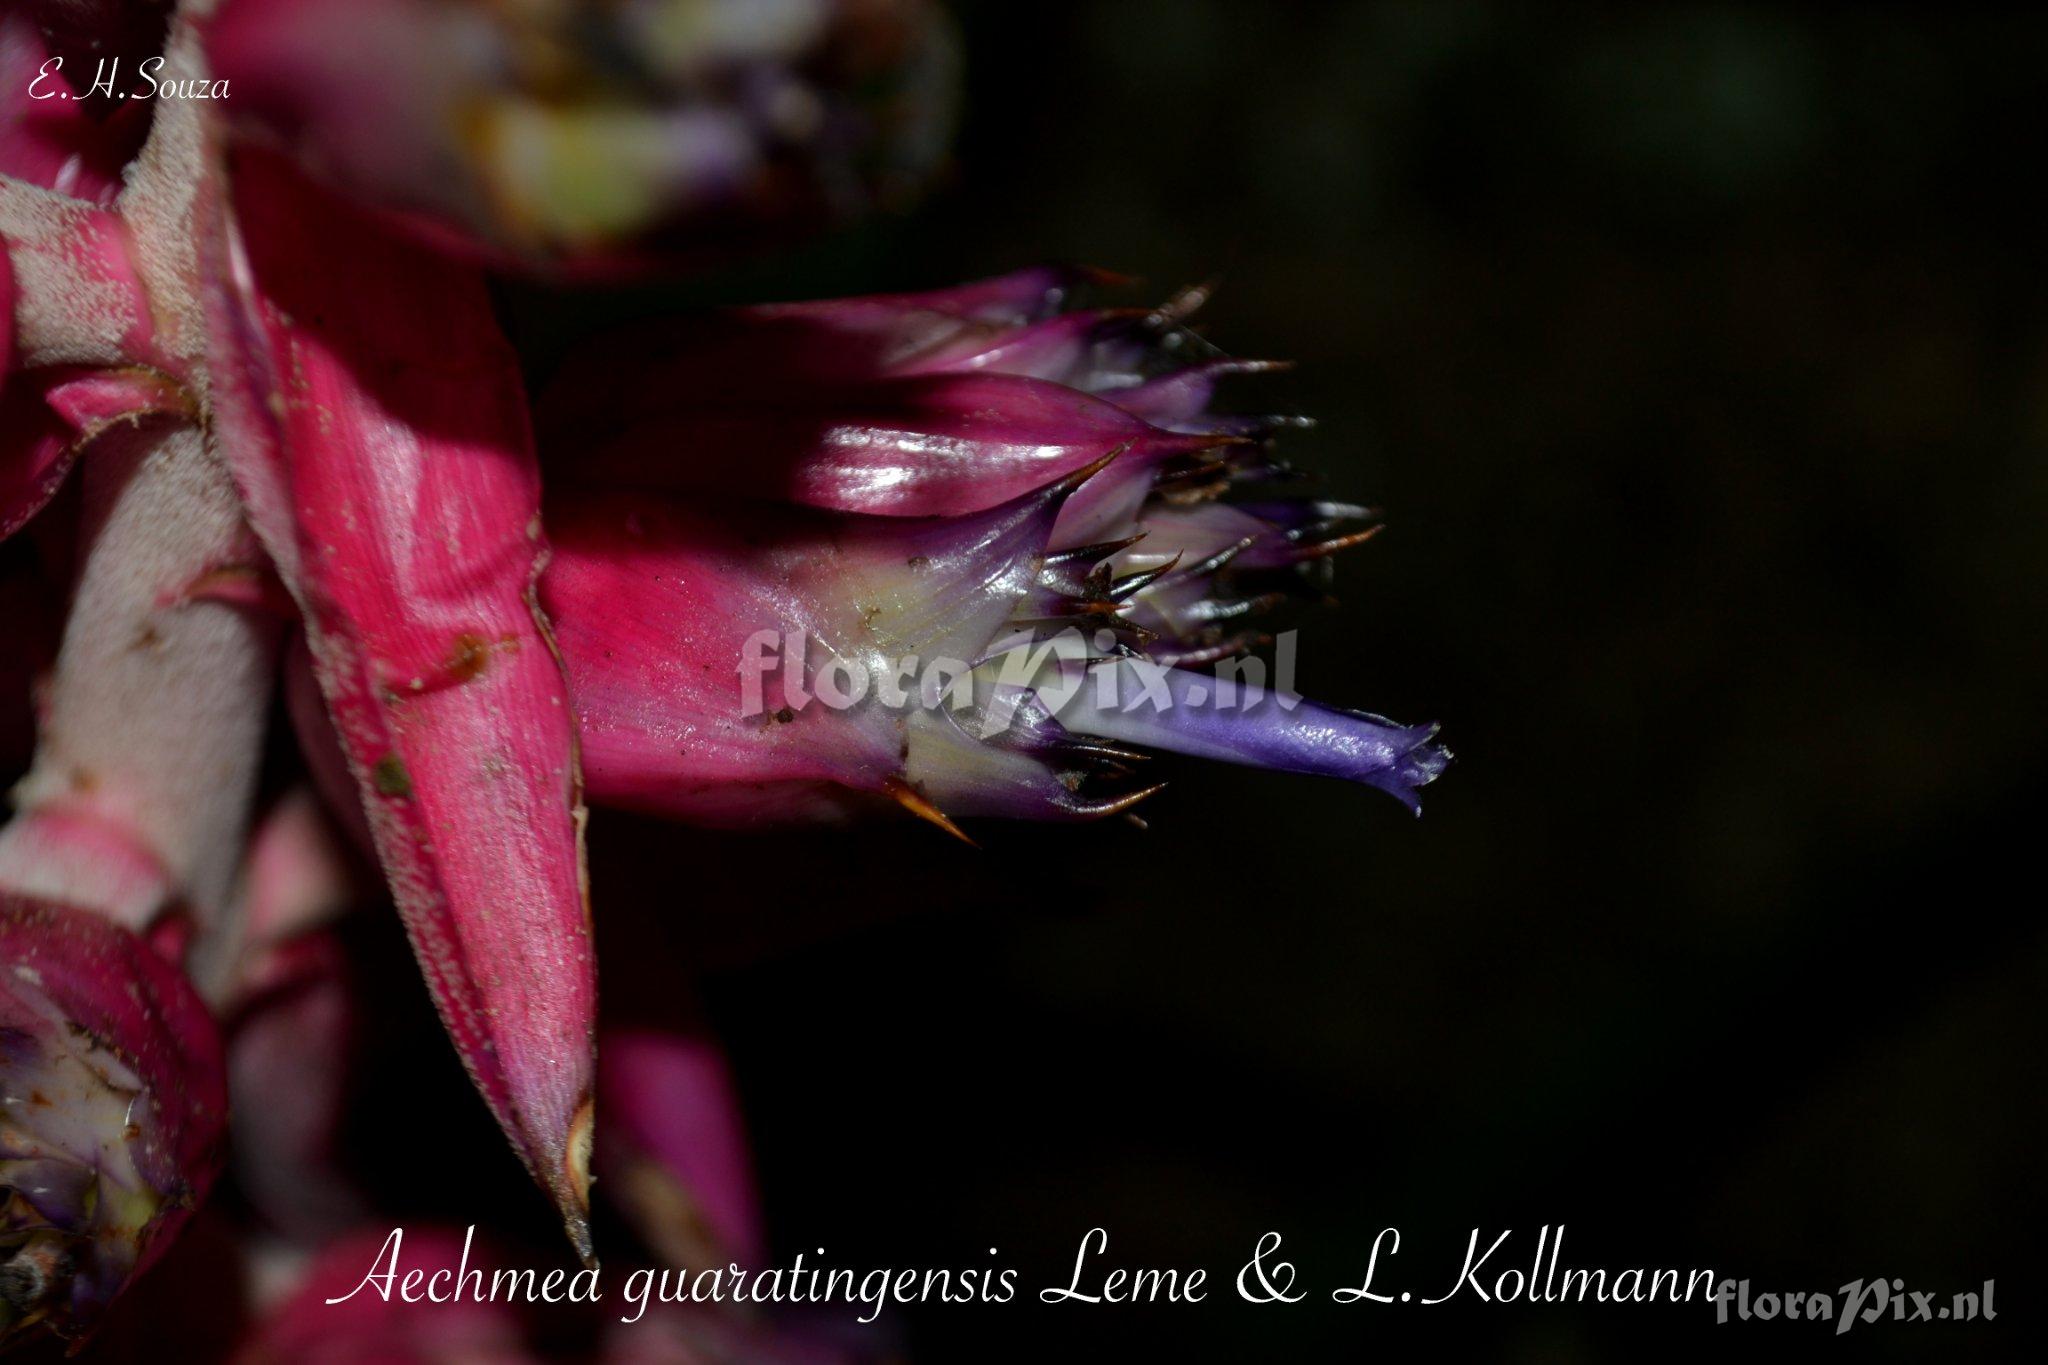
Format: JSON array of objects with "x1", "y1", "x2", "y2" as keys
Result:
[
  {"x1": 544, "y1": 454, "x2": 1444, "y2": 829},
  {"x1": 539, "y1": 271, "x2": 1445, "y2": 832}
]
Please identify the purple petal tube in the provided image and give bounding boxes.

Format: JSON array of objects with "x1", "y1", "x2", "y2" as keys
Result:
[
  {"x1": 0, "y1": 896, "x2": 226, "y2": 1347},
  {"x1": 1042, "y1": 659, "x2": 1448, "y2": 815}
]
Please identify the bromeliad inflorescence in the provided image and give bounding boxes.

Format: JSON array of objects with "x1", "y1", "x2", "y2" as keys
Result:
[
  {"x1": 540, "y1": 271, "x2": 1447, "y2": 830},
  {"x1": 1, "y1": 0, "x2": 1442, "y2": 1352}
]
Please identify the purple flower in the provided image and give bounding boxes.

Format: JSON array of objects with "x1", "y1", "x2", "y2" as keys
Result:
[{"x1": 540, "y1": 273, "x2": 1447, "y2": 830}]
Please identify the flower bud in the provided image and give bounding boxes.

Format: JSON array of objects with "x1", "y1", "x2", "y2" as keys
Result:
[
  {"x1": 542, "y1": 272, "x2": 1378, "y2": 664},
  {"x1": 0, "y1": 895, "x2": 225, "y2": 1347},
  {"x1": 540, "y1": 272, "x2": 1446, "y2": 830}
]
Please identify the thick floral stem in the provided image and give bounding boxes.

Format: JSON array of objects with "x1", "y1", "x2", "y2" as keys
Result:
[{"x1": 0, "y1": 416, "x2": 279, "y2": 941}]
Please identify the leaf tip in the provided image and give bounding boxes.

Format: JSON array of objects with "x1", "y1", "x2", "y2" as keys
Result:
[{"x1": 561, "y1": 1095, "x2": 596, "y2": 1266}]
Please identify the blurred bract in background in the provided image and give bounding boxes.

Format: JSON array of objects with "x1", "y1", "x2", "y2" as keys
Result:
[{"x1": 206, "y1": 0, "x2": 958, "y2": 268}]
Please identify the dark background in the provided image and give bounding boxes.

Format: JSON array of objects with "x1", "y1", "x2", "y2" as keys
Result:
[
  {"x1": 85, "y1": 2, "x2": 2045, "y2": 1361},
  {"x1": 620, "y1": 3, "x2": 2045, "y2": 1360}
]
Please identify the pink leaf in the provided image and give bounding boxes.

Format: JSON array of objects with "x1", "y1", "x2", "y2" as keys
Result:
[{"x1": 200, "y1": 149, "x2": 596, "y2": 1255}]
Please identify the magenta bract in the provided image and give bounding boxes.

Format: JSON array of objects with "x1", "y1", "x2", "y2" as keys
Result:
[
  {"x1": 599, "y1": 1030, "x2": 766, "y2": 1273},
  {"x1": 0, "y1": 365, "x2": 189, "y2": 542},
  {"x1": 201, "y1": 150, "x2": 597, "y2": 1254}
]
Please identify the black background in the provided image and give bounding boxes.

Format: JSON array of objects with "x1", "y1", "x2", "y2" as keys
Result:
[{"x1": 654, "y1": 4, "x2": 2046, "y2": 1359}]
